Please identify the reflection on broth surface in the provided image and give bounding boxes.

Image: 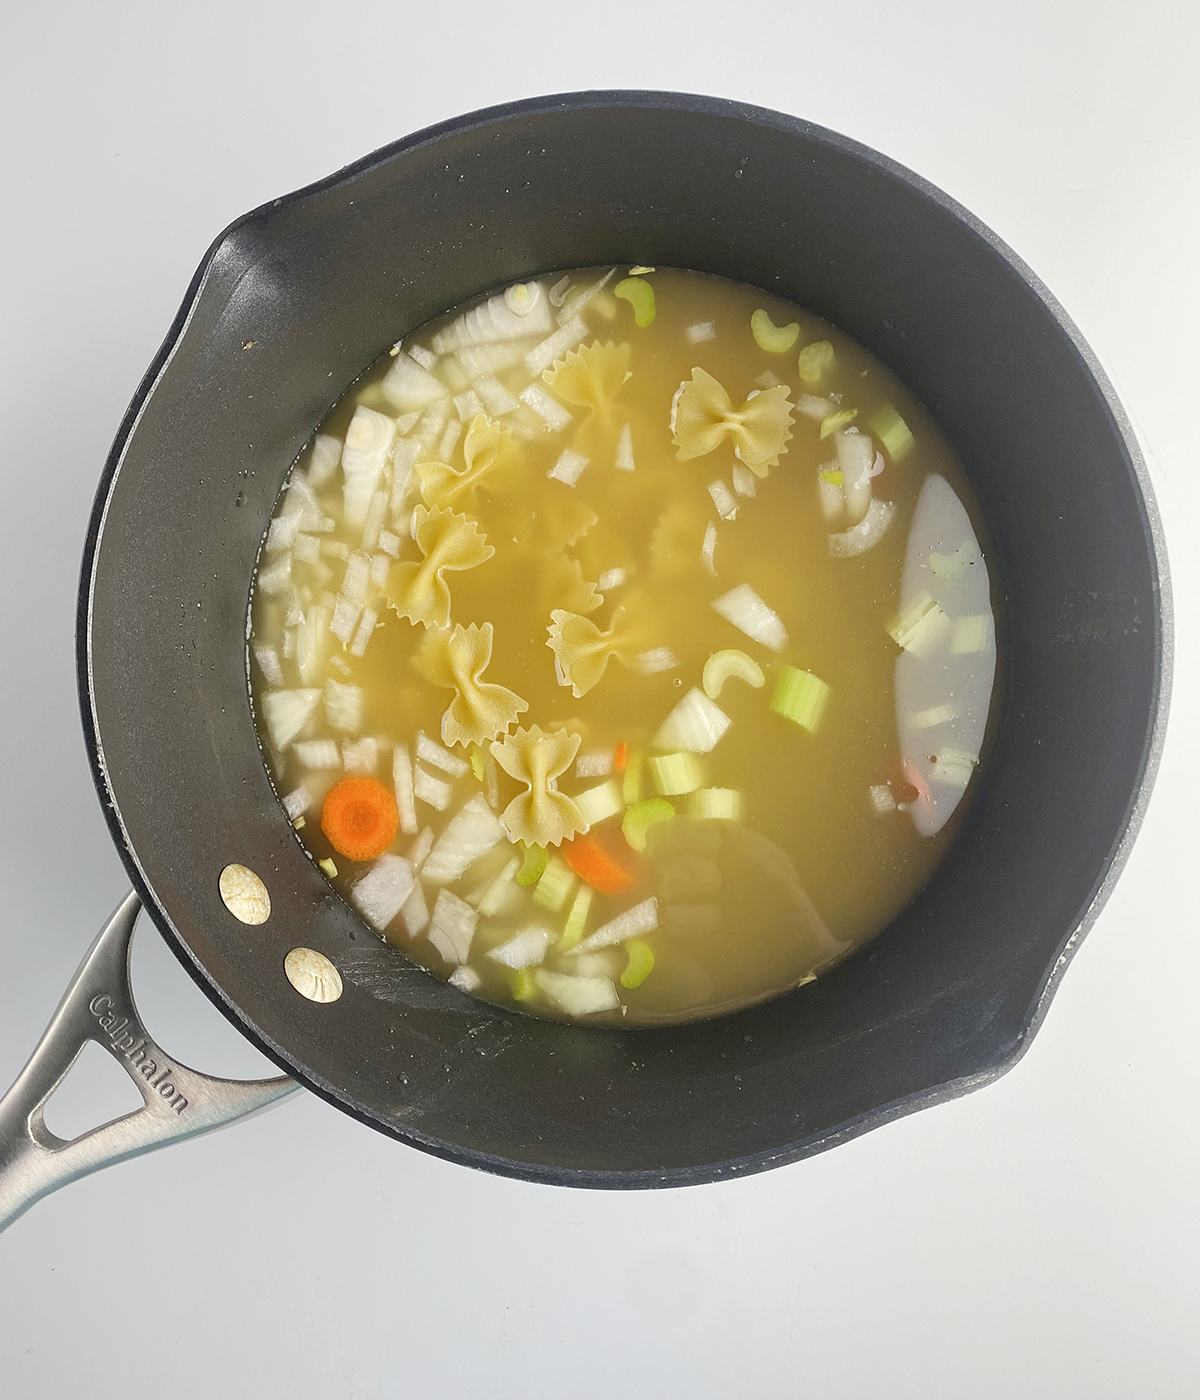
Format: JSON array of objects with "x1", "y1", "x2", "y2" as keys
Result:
[{"x1": 248, "y1": 267, "x2": 999, "y2": 1026}]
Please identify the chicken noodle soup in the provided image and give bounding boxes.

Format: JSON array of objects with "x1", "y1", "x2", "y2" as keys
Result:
[{"x1": 248, "y1": 267, "x2": 999, "y2": 1025}]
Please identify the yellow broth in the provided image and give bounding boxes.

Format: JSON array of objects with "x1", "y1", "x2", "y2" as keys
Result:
[{"x1": 248, "y1": 267, "x2": 999, "y2": 1026}]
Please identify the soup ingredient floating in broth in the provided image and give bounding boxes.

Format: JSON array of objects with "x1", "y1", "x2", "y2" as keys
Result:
[{"x1": 249, "y1": 266, "x2": 1000, "y2": 1027}]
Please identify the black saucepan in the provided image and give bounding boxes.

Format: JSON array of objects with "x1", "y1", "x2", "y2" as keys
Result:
[{"x1": 6, "y1": 91, "x2": 1170, "y2": 1205}]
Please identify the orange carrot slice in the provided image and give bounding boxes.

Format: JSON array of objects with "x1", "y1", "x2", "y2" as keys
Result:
[
  {"x1": 562, "y1": 834, "x2": 634, "y2": 895},
  {"x1": 320, "y1": 776, "x2": 398, "y2": 862}
]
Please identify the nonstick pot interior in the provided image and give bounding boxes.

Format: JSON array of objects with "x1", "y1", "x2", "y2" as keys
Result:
[{"x1": 79, "y1": 91, "x2": 1167, "y2": 1186}]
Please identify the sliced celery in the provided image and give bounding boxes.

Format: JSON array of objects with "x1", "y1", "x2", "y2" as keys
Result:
[
  {"x1": 620, "y1": 939, "x2": 656, "y2": 989},
  {"x1": 628, "y1": 264, "x2": 656, "y2": 275},
  {"x1": 558, "y1": 885, "x2": 594, "y2": 951},
  {"x1": 574, "y1": 779, "x2": 624, "y2": 827},
  {"x1": 818, "y1": 468, "x2": 844, "y2": 486},
  {"x1": 689, "y1": 788, "x2": 742, "y2": 821},
  {"x1": 533, "y1": 854, "x2": 576, "y2": 911},
  {"x1": 318, "y1": 857, "x2": 338, "y2": 878},
  {"x1": 750, "y1": 309, "x2": 800, "y2": 353},
  {"x1": 615, "y1": 277, "x2": 656, "y2": 327},
  {"x1": 515, "y1": 843, "x2": 548, "y2": 887},
  {"x1": 869, "y1": 403, "x2": 915, "y2": 461},
  {"x1": 819, "y1": 408, "x2": 859, "y2": 439},
  {"x1": 797, "y1": 340, "x2": 835, "y2": 386},
  {"x1": 622, "y1": 798, "x2": 675, "y2": 853},
  {"x1": 623, "y1": 750, "x2": 644, "y2": 805},
  {"x1": 510, "y1": 967, "x2": 539, "y2": 1002},
  {"x1": 649, "y1": 752, "x2": 704, "y2": 796},
  {"x1": 770, "y1": 666, "x2": 831, "y2": 733},
  {"x1": 888, "y1": 593, "x2": 951, "y2": 657}
]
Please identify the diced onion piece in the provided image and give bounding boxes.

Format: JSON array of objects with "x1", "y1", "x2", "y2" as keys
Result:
[
  {"x1": 448, "y1": 966, "x2": 481, "y2": 992},
  {"x1": 404, "y1": 344, "x2": 435, "y2": 369},
  {"x1": 689, "y1": 788, "x2": 742, "y2": 821},
  {"x1": 702, "y1": 522, "x2": 718, "y2": 576},
  {"x1": 910, "y1": 702, "x2": 957, "y2": 730},
  {"x1": 952, "y1": 614, "x2": 992, "y2": 654},
  {"x1": 731, "y1": 464, "x2": 757, "y2": 498},
  {"x1": 557, "y1": 269, "x2": 616, "y2": 324},
  {"x1": 262, "y1": 688, "x2": 321, "y2": 750},
  {"x1": 796, "y1": 392, "x2": 833, "y2": 421},
  {"x1": 323, "y1": 679, "x2": 363, "y2": 733},
  {"x1": 349, "y1": 607, "x2": 377, "y2": 658},
  {"x1": 473, "y1": 373, "x2": 520, "y2": 416},
  {"x1": 391, "y1": 438, "x2": 420, "y2": 521},
  {"x1": 477, "y1": 854, "x2": 522, "y2": 917},
  {"x1": 266, "y1": 512, "x2": 301, "y2": 553},
  {"x1": 708, "y1": 479, "x2": 739, "y2": 520},
  {"x1": 621, "y1": 798, "x2": 674, "y2": 853},
  {"x1": 702, "y1": 649, "x2": 765, "y2": 700},
  {"x1": 533, "y1": 969, "x2": 620, "y2": 1016},
  {"x1": 378, "y1": 529, "x2": 401, "y2": 558},
  {"x1": 421, "y1": 794, "x2": 504, "y2": 884},
  {"x1": 369, "y1": 554, "x2": 390, "y2": 588},
  {"x1": 835, "y1": 431, "x2": 875, "y2": 522},
  {"x1": 686, "y1": 321, "x2": 716, "y2": 343},
  {"x1": 362, "y1": 490, "x2": 389, "y2": 554},
  {"x1": 755, "y1": 370, "x2": 781, "y2": 389},
  {"x1": 433, "y1": 286, "x2": 554, "y2": 354},
  {"x1": 504, "y1": 282, "x2": 542, "y2": 317},
  {"x1": 426, "y1": 889, "x2": 478, "y2": 965},
  {"x1": 308, "y1": 433, "x2": 342, "y2": 487},
  {"x1": 712, "y1": 584, "x2": 787, "y2": 653},
  {"x1": 888, "y1": 593, "x2": 951, "y2": 656},
  {"x1": 770, "y1": 666, "x2": 831, "y2": 733},
  {"x1": 597, "y1": 567, "x2": 626, "y2": 592},
  {"x1": 576, "y1": 750, "x2": 614, "y2": 779},
  {"x1": 342, "y1": 407, "x2": 396, "y2": 527},
  {"x1": 408, "y1": 826, "x2": 435, "y2": 870},
  {"x1": 653, "y1": 688, "x2": 730, "y2": 754},
  {"x1": 548, "y1": 449, "x2": 589, "y2": 486},
  {"x1": 797, "y1": 339, "x2": 835, "y2": 386},
  {"x1": 257, "y1": 555, "x2": 292, "y2": 596},
  {"x1": 558, "y1": 885, "x2": 594, "y2": 951},
  {"x1": 457, "y1": 341, "x2": 529, "y2": 378},
  {"x1": 330, "y1": 594, "x2": 362, "y2": 646},
  {"x1": 520, "y1": 382, "x2": 574, "y2": 431},
  {"x1": 381, "y1": 351, "x2": 448, "y2": 413},
  {"x1": 392, "y1": 742, "x2": 417, "y2": 835},
  {"x1": 253, "y1": 645, "x2": 284, "y2": 688},
  {"x1": 869, "y1": 784, "x2": 897, "y2": 814},
  {"x1": 487, "y1": 925, "x2": 553, "y2": 969},
  {"x1": 828, "y1": 498, "x2": 896, "y2": 557},
  {"x1": 341, "y1": 737, "x2": 378, "y2": 773},
  {"x1": 400, "y1": 881, "x2": 430, "y2": 937},
  {"x1": 533, "y1": 854, "x2": 576, "y2": 911},
  {"x1": 294, "y1": 533, "x2": 320, "y2": 564},
  {"x1": 572, "y1": 896, "x2": 659, "y2": 954},
  {"x1": 818, "y1": 475, "x2": 844, "y2": 522},
  {"x1": 351, "y1": 854, "x2": 416, "y2": 932},
  {"x1": 574, "y1": 780, "x2": 623, "y2": 827},
  {"x1": 436, "y1": 419, "x2": 462, "y2": 463},
  {"x1": 870, "y1": 403, "x2": 915, "y2": 461},
  {"x1": 449, "y1": 392, "x2": 480, "y2": 426},
  {"x1": 634, "y1": 647, "x2": 677, "y2": 675},
  {"x1": 294, "y1": 739, "x2": 341, "y2": 769},
  {"x1": 282, "y1": 785, "x2": 311, "y2": 821},
  {"x1": 620, "y1": 940, "x2": 656, "y2": 989},
  {"x1": 750, "y1": 308, "x2": 800, "y2": 353},
  {"x1": 649, "y1": 752, "x2": 705, "y2": 796},
  {"x1": 931, "y1": 747, "x2": 979, "y2": 788},
  {"x1": 413, "y1": 765, "x2": 452, "y2": 811},
  {"x1": 416, "y1": 731, "x2": 470, "y2": 777},
  {"x1": 615, "y1": 422, "x2": 635, "y2": 471},
  {"x1": 525, "y1": 315, "x2": 588, "y2": 376}
]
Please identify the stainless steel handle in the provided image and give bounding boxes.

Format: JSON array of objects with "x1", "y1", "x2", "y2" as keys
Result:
[{"x1": 0, "y1": 891, "x2": 298, "y2": 1233}]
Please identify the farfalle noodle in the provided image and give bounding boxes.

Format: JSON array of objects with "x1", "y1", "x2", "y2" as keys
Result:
[
  {"x1": 671, "y1": 367, "x2": 793, "y2": 476},
  {"x1": 385, "y1": 505, "x2": 493, "y2": 629},
  {"x1": 546, "y1": 606, "x2": 637, "y2": 698},
  {"x1": 417, "y1": 414, "x2": 520, "y2": 511},
  {"x1": 543, "y1": 341, "x2": 631, "y2": 422},
  {"x1": 489, "y1": 725, "x2": 586, "y2": 847},
  {"x1": 413, "y1": 622, "x2": 528, "y2": 748}
]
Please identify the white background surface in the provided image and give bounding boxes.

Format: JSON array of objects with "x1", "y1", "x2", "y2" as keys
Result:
[{"x1": 1, "y1": 2, "x2": 1197, "y2": 1395}]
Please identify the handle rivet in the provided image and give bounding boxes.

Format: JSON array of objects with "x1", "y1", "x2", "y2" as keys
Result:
[
  {"x1": 219, "y1": 864, "x2": 271, "y2": 925},
  {"x1": 284, "y1": 947, "x2": 343, "y2": 1003}
]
